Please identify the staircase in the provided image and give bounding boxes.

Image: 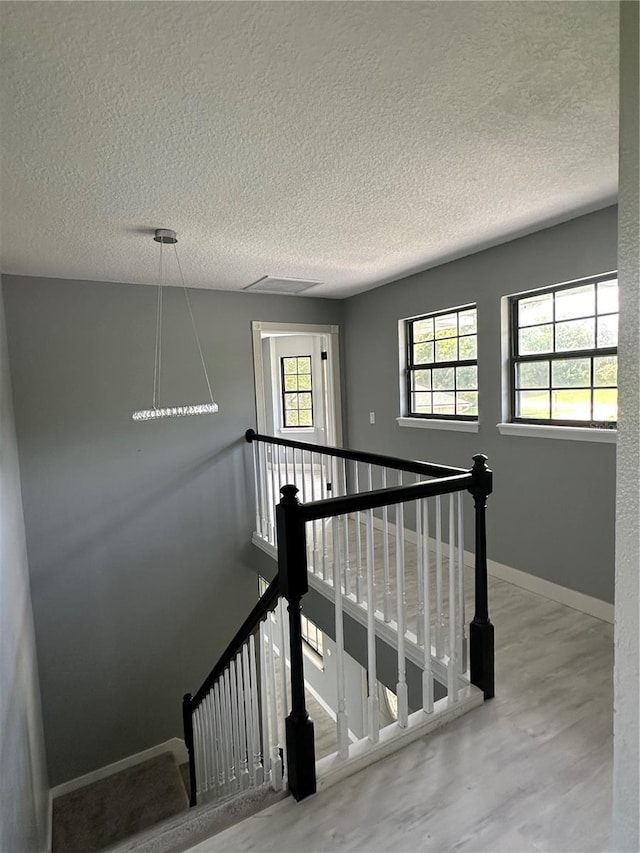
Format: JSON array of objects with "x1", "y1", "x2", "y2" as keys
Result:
[{"x1": 55, "y1": 431, "x2": 495, "y2": 852}]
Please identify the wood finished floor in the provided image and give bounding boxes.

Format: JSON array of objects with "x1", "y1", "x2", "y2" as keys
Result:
[{"x1": 188, "y1": 573, "x2": 613, "y2": 852}]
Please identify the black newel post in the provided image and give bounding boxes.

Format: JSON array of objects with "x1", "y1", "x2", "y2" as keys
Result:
[
  {"x1": 182, "y1": 693, "x2": 197, "y2": 806},
  {"x1": 276, "y1": 484, "x2": 316, "y2": 801},
  {"x1": 468, "y1": 454, "x2": 495, "y2": 700}
]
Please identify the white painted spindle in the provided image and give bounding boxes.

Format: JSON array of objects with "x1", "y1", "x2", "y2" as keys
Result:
[
  {"x1": 382, "y1": 468, "x2": 391, "y2": 622},
  {"x1": 365, "y1": 506, "x2": 379, "y2": 744},
  {"x1": 457, "y1": 493, "x2": 467, "y2": 672},
  {"x1": 448, "y1": 494, "x2": 459, "y2": 704},
  {"x1": 265, "y1": 614, "x2": 282, "y2": 790},
  {"x1": 354, "y1": 463, "x2": 364, "y2": 602},
  {"x1": 214, "y1": 682, "x2": 225, "y2": 793},
  {"x1": 422, "y1": 499, "x2": 434, "y2": 712},
  {"x1": 415, "y1": 484, "x2": 425, "y2": 647},
  {"x1": 235, "y1": 653, "x2": 250, "y2": 789},
  {"x1": 251, "y1": 440, "x2": 261, "y2": 538},
  {"x1": 341, "y1": 459, "x2": 352, "y2": 596},
  {"x1": 395, "y1": 474, "x2": 408, "y2": 727},
  {"x1": 435, "y1": 495, "x2": 444, "y2": 659},
  {"x1": 268, "y1": 446, "x2": 277, "y2": 541},
  {"x1": 277, "y1": 599, "x2": 289, "y2": 776},
  {"x1": 332, "y1": 519, "x2": 350, "y2": 759},
  {"x1": 249, "y1": 633, "x2": 264, "y2": 786}
]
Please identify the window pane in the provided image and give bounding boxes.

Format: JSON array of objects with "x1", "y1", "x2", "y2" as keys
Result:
[
  {"x1": 555, "y1": 318, "x2": 595, "y2": 351},
  {"x1": 593, "y1": 389, "x2": 617, "y2": 421},
  {"x1": 434, "y1": 313, "x2": 457, "y2": 339},
  {"x1": 436, "y1": 338, "x2": 457, "y2": 362},
  {"x1": 286, "y1": 411, "x2": 300, "y2": 426},
  {"x1": 517, "y1": 360, "x2": 549, "y2": 389},
  {"x1": 555, "y1": 285, "x2": 595, "y2": 321},
  {"x1": 284, "y1": 375, "x2": 298, "y2": 391},
  {"x1": 519, "y1": 324, "x2": 553, "y2": 355},
  {"x1": 297, "y1": 357, "x2": 311, "y2": 374},
  {"x1": 298, "y1": 393, "x2": 312, "y2": 409},
  {"x1": 594, "y1": 355, "x2": 617, "y2": 387},
  {"x1": 284, "y1": 394, "x2": 298, "y2": 409},
  {"x1": 297, "y1": 374, "x2": 312, "y2": 390},
  {"x1": 456, "y1": 365, "x2": 477, "y2": 390},
  {"x1": 299, "y1": 410, "x2": 313, "y2": 426},
  {"x1": 412, "y1": 392, "x2": 431, "y2": 414},
  {"x1": 413, "y1": 318, "x2": 434, "y2": 342},
  {"x1": 458, "y1": 335, "x2": 477, "y2": 360},
  {"x1": 413, "y1": 342, "x2": 434, "y2": 365},
  {"x1": 518, "y1": 293, "x2": 553, "y2": 327},
  {"x1": 432, "y1": 392, "x2": 455, "y2": 415},
  {"x1": 456, "y1": 391, "x2": 478, "y2": 416},
  {"x1": 597, "y1": 279, "x2": 618, "y2": 314},
  {"x1": 458, "y1": 309, "x2": 477, "y2": 334},
  {"x1": 551, "y1": 358, "x2": 590, "y2": 388},
  {"x1": 597, "y1": 314, "x2": 618, "y2": 347},
  {"x1": 518, "y1": 390, "x2": 550, "y2": 419},
  {"x1": 552, "y1": 389, "x2": 591, "y2": 421},
  {"x1": 411, "y1": 369, "x2": 431, "y2": 391},
  {"x1": 432, "y1": 367, "x2": 454, "y2": 390},
  {"x1": 283, "y1": 357, "x2": 297, "y2": 374}
]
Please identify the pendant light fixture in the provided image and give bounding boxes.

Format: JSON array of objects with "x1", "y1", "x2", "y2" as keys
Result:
[{"x1": 132, "y1": 229, "x2": 219, "y2": 421}]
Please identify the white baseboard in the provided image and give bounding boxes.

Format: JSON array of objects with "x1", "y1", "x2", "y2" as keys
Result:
[
  {"x1": 365, "y1": 515, "x2": 614, "y2": 624},
  {"x1": 51, "y1": 737, "x2": 188, "y2": 800}
]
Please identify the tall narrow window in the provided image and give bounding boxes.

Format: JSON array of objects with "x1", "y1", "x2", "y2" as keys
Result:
[
  {"x1": 510, "y1": 273, "x2": 618, "y2": 426},
  {"x1": 406, "y1": 305, "x2": 478, "y2": 419},
  {"x1": 281, "y1": 355, "x2": 314, "y2": 427}
]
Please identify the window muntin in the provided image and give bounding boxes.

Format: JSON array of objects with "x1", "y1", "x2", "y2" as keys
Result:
[
  {"x1": 510, "y1": 275, "x2": 618, "y2": 426},
  {"x1": 281, "y1": 355, "x2": 313, "y2": 428},
  {"x1": 406, "y1": 305, "x2": 478, "y2": 419}
]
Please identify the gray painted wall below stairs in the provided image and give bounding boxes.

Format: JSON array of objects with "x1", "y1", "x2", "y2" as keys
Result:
[
  {"x1": 2, "y1": 274, "x2": 343, "y2": 786},
  {"x1": 0, "y1": 279, "x2": 49, "y2": 852},
  {"x1": 343, "y1": 207, "x2": 617, "y2": 604}
]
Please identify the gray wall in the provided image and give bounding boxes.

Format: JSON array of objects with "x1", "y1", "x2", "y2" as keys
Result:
[
  {"x1": 343, "y1": 207, "x2": 618, "y2": 603},
  {"x1": 2, "y1": 274, "x2": 343, "y2": 786},
  {"x1": 0, "y1": 280, "x2": 49, "y2": 852},
  {"x1": 613, "y1": 2, "x2": 639, "y2": 848}
]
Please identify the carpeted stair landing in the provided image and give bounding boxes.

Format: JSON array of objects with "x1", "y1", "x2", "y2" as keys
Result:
[{"x1": 52, "y1": 753, "x2": 189, "y2": 853}]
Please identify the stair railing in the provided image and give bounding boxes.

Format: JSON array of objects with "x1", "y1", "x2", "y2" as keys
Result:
[{"x1": 246, "y1": 430, "x2": 494, "y2": 772}]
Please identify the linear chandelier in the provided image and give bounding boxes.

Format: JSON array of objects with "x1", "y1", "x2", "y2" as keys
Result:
[{"x1": 132, "y1": 229, "x2": 219, "y2": 422}]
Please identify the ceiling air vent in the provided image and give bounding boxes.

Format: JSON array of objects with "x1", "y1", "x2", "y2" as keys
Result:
[{"x1": 243, "y1": 276, "x2": 322, "y2": 295}]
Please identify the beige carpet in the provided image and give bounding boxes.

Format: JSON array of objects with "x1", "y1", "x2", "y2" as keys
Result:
[{"x1": 52, "y1": 753, "x2": 189, "y2": 853}]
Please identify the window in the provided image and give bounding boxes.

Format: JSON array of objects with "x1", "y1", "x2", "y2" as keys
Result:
[
  {"x1": 405, "y1": 305, "x2": 478, "y2": 419},
  {"x1": 281, "y1": 356, "x2": 314, "y2": 427},
  {"x1": 510, "y1": 274, "x2": 618, "y2": 426},
  {"x1": 258, "y1": 577, "x2": 323, "y2": 659}
]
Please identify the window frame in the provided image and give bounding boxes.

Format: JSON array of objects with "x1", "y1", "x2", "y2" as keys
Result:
[
  {"x1": 280, "y1": 355, "x2": 314, "y2": 429},
  {"x1": 405, "y1": 303, "x2": 478, "y2": 422},
  {"x1": 509, "y1": 272, "x2": 618, "y2": 429}
]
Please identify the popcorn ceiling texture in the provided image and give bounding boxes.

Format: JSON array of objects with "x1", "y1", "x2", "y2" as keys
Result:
[{"x1": 0, "y1": 1, "x2": 618, "y2": 298}]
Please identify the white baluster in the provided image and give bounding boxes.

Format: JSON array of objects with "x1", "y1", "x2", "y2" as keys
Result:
[
  {"x1": 259, "y1": 621, "x2": 271, "y2": 787},
  {"x1": 251, "y1": 440, "x2": 261, "y2": 538},
  {"x1": 258, "y1": 443, "x2": 269, "y2": 542},
  {"x1": 382, "y1": 468, "x2": 391, "y2": 622},
  {"x1": 249, "y1": 633, "x2": 264, "y2": 786},
  {"x1": 448, "y1": 494, "x2": 459, "y2": 704},
  {"x1": 354, "y1": 463, "x2": 364, "y2": 603},
  {"x1": 235, "y1": 652, "x2": 250, "y2": 789},
  {"x1": 193, "y1": 705, "x2": 203, "y2": 799},
  {"x1": 310, "y1": 453, "x2": 319, "y2": 575},
  {"x1": 395, "y1": 477, "x2": 408, "y2": 727},
  {"x1": 422, "y1": 499, "x2": 434, "y2": 713},
  {"x1": 415, "y1": 482, "x2": 425, "y2": 646},
  {"x1": 366, "y1": 509, "x2": 379, "y2": 744},
  {"x1": 276, "y1": 443, "x2": 283, "y2": 504},
  {"x1": 341, "y1": 459, "x2": 351, "y2": 596},
  {"x1": 242, "y1": 644, "x2": 256, "y2": 787},
  {"x1": 332, "y1": 521, "x2": 350, "y2": 759},
  {"x1": 277, "y1": 599, "x2": 289, "y2": 776},
  {"x1": 213, "y1": 682, "x2": 225, "y2": 794},
  {"x1": 223, "y1": 668, "x2": 237, "y2": 791},
  {"x1": 435, "y1": 495, "x2": 444, "y2": 659},
  {"x1": 269, "y1": 446, "x2": 277, "y2": 542},
  {"x1": 321, "y1": 455, "x2": 329, "y2": 581},
  {"x1": 203, "y1": 692, "x2": 214, "y2": 794},
  {"x1": 265, "y1": 614, "x2": 283, "y2": 790},
  {"x1": 457, "y1": 493, "x2": 467, "y2": 673}
]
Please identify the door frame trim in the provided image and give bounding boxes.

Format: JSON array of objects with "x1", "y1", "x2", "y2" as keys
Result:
[{"x1": 252, "y1": 321, "x2": 343, "y2": 447}]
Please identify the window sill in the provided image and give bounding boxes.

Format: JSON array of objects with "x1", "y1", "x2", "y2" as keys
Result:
[
  {"x1": 396, "y1": 416, "x2": 479, "y2": 433},
  {"x1": 496, "y1": 422, "x2": 617, "y2": 443}
]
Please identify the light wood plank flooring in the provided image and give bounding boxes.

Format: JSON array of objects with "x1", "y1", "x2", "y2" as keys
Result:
[{"x1": 188, "y1": 572, "x2": 613, "y2": 852}]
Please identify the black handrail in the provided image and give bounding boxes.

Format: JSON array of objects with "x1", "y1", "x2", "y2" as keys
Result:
[
  {"x1": 245, "y1": 428, "x2": 466, "y2": 479},
  {"x1": 190, "y1": 574, "x2": 280, "y2": 709},
  {"x1": 298, "y1": 473, "x2": 473, "y2": 521}
]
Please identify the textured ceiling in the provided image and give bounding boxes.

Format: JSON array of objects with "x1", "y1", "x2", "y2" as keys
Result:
[{"x1": 0, "y1": 1, "x2": 619, "y2": 298}]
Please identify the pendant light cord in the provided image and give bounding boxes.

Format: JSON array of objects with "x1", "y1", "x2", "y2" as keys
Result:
[
  {"x1": 173, "y1": 242, "x2": 215, "y2": 405},
  {"x1": 153, "y1": 240, "x2": 164, "y2": 408}
]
